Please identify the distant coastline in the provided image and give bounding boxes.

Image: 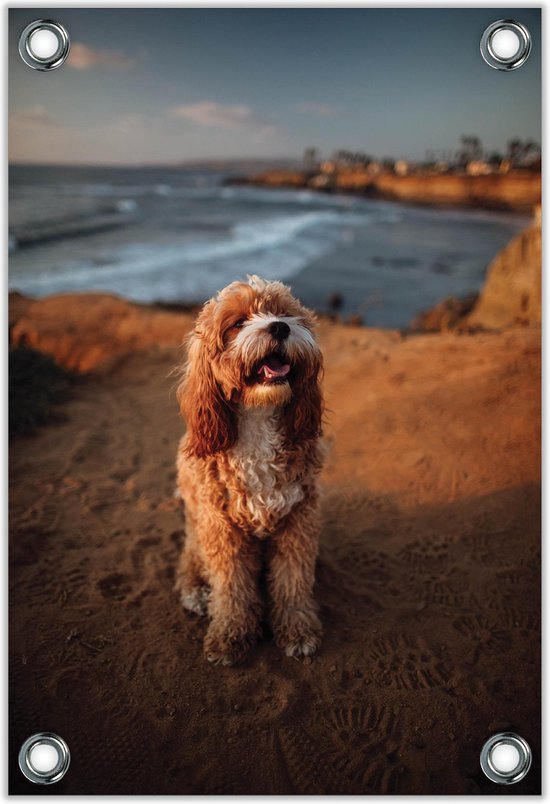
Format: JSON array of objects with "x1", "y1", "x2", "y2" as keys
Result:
[
  {"x1": 9, "y1": 163, "x2": 533, "y2": 328},
  {"x1": 226, "y1": 169, "x2": 541, "y2": 212}
]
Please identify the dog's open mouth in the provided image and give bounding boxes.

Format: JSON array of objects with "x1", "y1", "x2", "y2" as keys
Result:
[{"x1": 252, "y1": 352, "x2": 291, "y2": 384}]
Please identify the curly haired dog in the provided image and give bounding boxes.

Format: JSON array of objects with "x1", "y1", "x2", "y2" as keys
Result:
[{"x1": 175, "y1": 275, "x2": 324, "y2": 665}]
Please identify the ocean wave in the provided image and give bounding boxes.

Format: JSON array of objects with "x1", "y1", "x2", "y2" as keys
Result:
[
  {"x1": 55, "y1": 182, "x2": 218, "y2": 200},
  {"x1": 10, "y1": 206, "x2": 137, "y2": 249},
  {"x1": 220, "y1": 185, "x2": 366, "y2": 210},
  {"x1": 115, "y1": 199, "x2": 138, "y2": 213},
  {"x1": 9, "y1": 208, "x2": 368, "y2": 302},
  {"x1": 52, "y1": 180, "x2": 376, "y2": 210}
]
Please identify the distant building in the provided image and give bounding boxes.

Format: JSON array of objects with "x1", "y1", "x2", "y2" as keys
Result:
[
  {"x1": 466, "y1": 160, "x2": 492, "y2": 176},
  {"x1": 394, "y1": 160, "x2": 409, "y2": 176},
  {"x1": 320, "y1": 160, "x2": 337, "y2": 174},
  {"x1": 309, "y1": 173, "x2": 332, "y2": 189},
  {"x1": 367, "y1": 161, "x2": 382, "y2": 175}
]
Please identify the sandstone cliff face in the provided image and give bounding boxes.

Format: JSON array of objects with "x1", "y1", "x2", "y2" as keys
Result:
[
  {"x1": 230, "y1": 170, "x2": 541, "y2": 211},
  {"x1": 10, "y1": 293, "x2": 193, "y2": 373},
  {"x1": 411, "y1": 294, "x2": 478, "y2": 333},
  {"x1": 237, "y1": 170, "x2": 308, "y2": 188},
  {"x1": 467, "y1": 218, "x2": 541, "y2": 330},
  {"x1": 411, "y1": 215, "x2": 541, "y2": 333},
  {"x1": 371, "y1": 172, "x2": 541, "y2": 210}
]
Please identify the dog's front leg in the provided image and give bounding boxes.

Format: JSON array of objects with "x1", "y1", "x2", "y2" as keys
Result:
[
  {"x1": 202, "y1": 521, "x2": 262, "y2": 666},
  {"x1": 268, "y1": 496, "x2": 323, "y2": 658}
]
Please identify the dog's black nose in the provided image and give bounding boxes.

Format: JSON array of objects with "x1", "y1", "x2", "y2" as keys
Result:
[{"x1": 268, "y1": 321, "x2": 290, "y2": 340}]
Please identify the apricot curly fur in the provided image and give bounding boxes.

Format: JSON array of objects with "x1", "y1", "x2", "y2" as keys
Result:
[{"x1": 175, "y1": 276, "x2": 324, "y2": 664}]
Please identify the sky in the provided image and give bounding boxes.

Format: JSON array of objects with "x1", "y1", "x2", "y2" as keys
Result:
[{"x1": 9, "y1": 8, "x2": 541, "y2": 167}]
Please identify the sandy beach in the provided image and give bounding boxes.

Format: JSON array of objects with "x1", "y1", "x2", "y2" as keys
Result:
[{"x1": 9, "y1": 286, "x2": 540, "y2": 794}]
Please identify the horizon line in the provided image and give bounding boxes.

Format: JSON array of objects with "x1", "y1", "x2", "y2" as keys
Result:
[{"x1": 9, "y1": 156, "x2": 303, "y2": 169}]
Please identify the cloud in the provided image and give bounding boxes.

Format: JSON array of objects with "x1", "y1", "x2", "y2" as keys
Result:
[
  {"x1": 67, "y1": 42, "x2": 134, "y2": 70},
  {"x1": 9, "y1": 102, "x2": 288, "y2": 165},
  {"x1": 292, "y1": 102, "x2": 340, "y2": 117},
  {"x1": 168, "y1": 101, "x2": 274, "y2": 133},
  {"x1": 9, "y1": 105, "x2": 58, "y2": 128},
  {"x1": 8, "y1": 110, "x2": 152, "y2": 164},
  {"x1": 111, "y1": 114, "x2": 144, "y2": 133}
]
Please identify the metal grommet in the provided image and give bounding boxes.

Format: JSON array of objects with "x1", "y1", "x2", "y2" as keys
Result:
[
  {"x1": 18, "y1": 733, "x2": 70, "y2": 785},
  {"x1": 480, "y1": 20, "x2": 531, "y2": 71},
  {"x1": 18, "y1": 20, "x2": 70, "y2": 71},
  {"x1": 480, "y1": 732, "x2": 532, "y2": 785}
]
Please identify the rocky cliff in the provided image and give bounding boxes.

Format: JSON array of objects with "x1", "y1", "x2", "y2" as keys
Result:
[
  {"x1": 229, "y1": 170, "x2": 541, "y2": 211},
  {"x1": 467, "y1": 214, "x2": 541, "y2": 329},
  {"x1": 10, "y1": 293, "x2": 193, "y2": 373},
  {"x1": 371, "y1": 172, "x2": 540, "y2": 211}
]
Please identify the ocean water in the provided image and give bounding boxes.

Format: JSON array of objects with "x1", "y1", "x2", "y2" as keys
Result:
[{"x1": 9, "y1": 164, "x2": 529, "y2": 328}]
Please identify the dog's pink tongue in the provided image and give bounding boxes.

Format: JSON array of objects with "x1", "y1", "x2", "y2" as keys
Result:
[{"x1": 260, "y1": 355, "x2": 291, "y2": 379}]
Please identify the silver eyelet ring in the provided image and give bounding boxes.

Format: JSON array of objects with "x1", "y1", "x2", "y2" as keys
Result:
[
  {"x1": 480, "y1": 20, "x2": 531, "y2": 71},
  {"x1": 18, "y1": 733, "x2": 71, "y2": 785},
  {"x1": 480, "y1": 732, "x2": 532, "y2": 785},
  {"x1": 18, "y1": 20, "x2": 70, "y2": 71}
]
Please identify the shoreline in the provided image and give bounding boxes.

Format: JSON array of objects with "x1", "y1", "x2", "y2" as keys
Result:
[
  {"x1": 9, "y1": 210, "x2": 530, "y2": 330},
  {"x1": 8, "y1": 215, "x2": 538, "y2": 338},
  {"x1": 226, "y1": 169, "x2": 541, "y2": 212}
]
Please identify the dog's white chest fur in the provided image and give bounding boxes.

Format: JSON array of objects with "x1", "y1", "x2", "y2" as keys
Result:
[{"x1": 230, "y1": 406, "x2": 304, "y2": 534}]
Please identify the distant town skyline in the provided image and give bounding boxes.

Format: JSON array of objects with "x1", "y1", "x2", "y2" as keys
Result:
[{"x1": 9, "y1": 8, "x2": 541, "y2": 166}]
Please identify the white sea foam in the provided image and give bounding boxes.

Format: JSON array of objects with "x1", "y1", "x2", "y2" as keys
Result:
[
  {"x1": 221, "y1": 185, "x2": 364, "y2": 210},
  {"x1": 55, "y1": 181, "x2": 375, "y2": 209},
  {"x1": 115, "y1": 199, "x2": 138, "y2": 213},
  {"x1": 9, "y1": 208, "x2": 370, "y2": 302},
  {"x1": 10, "y1": 168, "x2": 526, "y2": 325}
]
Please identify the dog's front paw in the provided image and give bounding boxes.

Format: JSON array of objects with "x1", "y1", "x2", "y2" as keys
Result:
[
  {"x1": 284, "y1": 632, "x2": 322, "y2": 658},
  {"x1": 277, "y1": 610, "x2": 323, "y2": 659},
  {"x1": 204, "y1": 626, "x2": 256, "y2": 666},
  {"x1": 180, "y1": 586, "x2": 209, "y2": 616}
]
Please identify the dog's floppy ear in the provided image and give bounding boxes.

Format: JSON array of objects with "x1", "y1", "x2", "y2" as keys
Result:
[
  {"x1": 283, "y1": 352, "x2": 324, "y2": 443},
  {"x1": 178, "y1": 334, "x2": 237, "y2": 459}
]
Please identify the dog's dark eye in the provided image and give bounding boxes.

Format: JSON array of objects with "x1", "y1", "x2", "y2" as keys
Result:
[{"x1": 233, "y1": 319, "x2": 246, "y2": 329}]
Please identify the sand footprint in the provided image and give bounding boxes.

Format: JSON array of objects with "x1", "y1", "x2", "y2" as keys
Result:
[
  {"x1": 369, "y1": 635, "x2": 451, "y2": 690},
  {"x1": 452, "y1": 613, "x2": 513, "y2": 661},
  {"x1": 501, "y1": 611, "x2": 540, "y2": 633},
  {"x1": 315, "y1": 702, "x2": 407, "y2": 792},
  {"x1": 67, "y1": 429, "x2": 109, "y2": 466},
  {"x1": 10, "y1": 524, "x2": 57, "y2": 573},
  {"x1": 396, "y1": 536, "x2": 449, "y2": 569},
  {"x1": 275, "y1": 724, "x2": 352, "y2": 794},
  {"x1": 420, "y1": 568, "x2": 470, "y2": 608},
  {"x1": 96, "y1": 572, "x2": 132, "y2": 600},
  {"x1": 493, "y1": 567, "x2": 533, "y2": 588},
  {"x1": 130, "y1": 536, "x2": 162, "y2": 572},
  {"x1": 336, "y1": 548, "x2": 391, "y2": 586}
]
